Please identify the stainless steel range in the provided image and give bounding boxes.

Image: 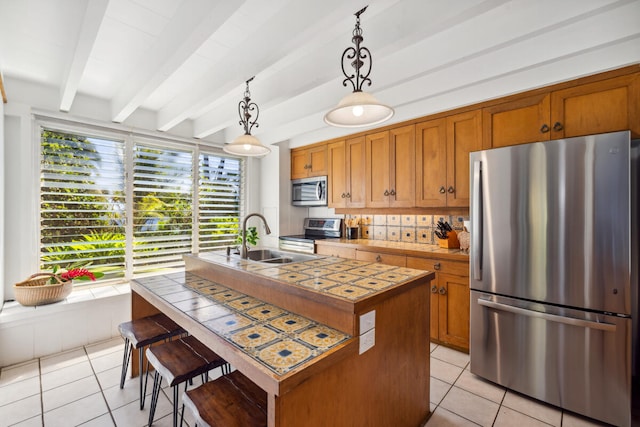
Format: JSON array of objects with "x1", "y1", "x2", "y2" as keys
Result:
[{"x1": 279, "y1": 218, "x2": 342, "y2": 254}]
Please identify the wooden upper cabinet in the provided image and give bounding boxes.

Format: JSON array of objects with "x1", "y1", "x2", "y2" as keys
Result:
[
  {"x1": 389, "y1": 125, "x2": 416, "y2": 208},
  {"x1": 416, "y1": 111, "x2": 482, "y2": 208},
  {"x1": 484, "y1": 72, "x2": 640, "y2": 148},
  {"x1": 346, "y1": 136, "x2": 366, "y2": 208},
  {"x1": 483, "y1": 93, "x2": 551, "y2": 147},
  {"x1": 550, "y1": 73, "x2": 640, "y2": 139},
  {"x1": 290, "y1": 144, "x2": 327, "y2": 180},
  {"x1": 365, "y1": 125, "x2": 416, "y2": 208},
  {"x1": 329, "y1": 137, "x2": 366, "y2": 208},
  {"x1": 365, "y1": 131, "x2": 390, "y2": 208},
  {"x1": 327, "y1": 140, "x2": 346, "y2": 208},
  {"x1": 447, "y1": 110, "x2": 483, "y2": 207},
  {"x1": 416, "y1": 118, "x2": 447, "y2": 207}
]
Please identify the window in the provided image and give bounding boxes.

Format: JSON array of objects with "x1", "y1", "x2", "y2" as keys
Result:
[
  {"x1": 198, "y1": 153, "x2": 242, "y2": 251},
  {"x1": 39, "y1": 126, "x2": 244, "y2": 284},
  {"x1": 40, "y1": 129, "x2": 126, "y2": 282}
]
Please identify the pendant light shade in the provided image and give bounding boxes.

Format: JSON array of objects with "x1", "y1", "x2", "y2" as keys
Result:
[
  {"x1": 223, "y1": 77, "x2": 271, "y2": 157},
  {"x1": 324, "y1": 91, "x2": 394, "y2": 128},
  {"x1": 324, "y1": 6, "x2": 394, "y2": 128}
]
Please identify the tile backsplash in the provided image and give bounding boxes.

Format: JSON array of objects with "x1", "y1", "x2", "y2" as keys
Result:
[{"x1": 346, "y1": 214, "x2": 469, "y2": 245}]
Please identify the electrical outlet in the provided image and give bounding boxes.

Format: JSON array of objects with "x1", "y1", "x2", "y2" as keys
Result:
[
  {"x1": 359, "y1": 328, "x2": 375, "y2": 354},
  {"x1": 359, "y1": 310, "x2": 375, "y2": 334}
]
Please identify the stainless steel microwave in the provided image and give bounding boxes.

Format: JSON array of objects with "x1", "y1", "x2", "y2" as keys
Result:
[{"x1": 292, "y1": 176, "x2": 327, "y2": 206}]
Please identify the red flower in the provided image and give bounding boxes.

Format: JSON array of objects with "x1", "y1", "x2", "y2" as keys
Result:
[{"x1": 59, "y1": 268, "x2": 97, "y2": 282}]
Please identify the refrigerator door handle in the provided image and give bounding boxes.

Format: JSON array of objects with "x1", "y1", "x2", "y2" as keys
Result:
[
  {"x1": 472, "y1": 160, "x2": 482, "y2": 280},
  {"x1": 477, "y1": 298, "x2": 617, "y2": 332}
]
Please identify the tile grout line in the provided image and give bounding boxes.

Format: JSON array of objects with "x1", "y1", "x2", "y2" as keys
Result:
[
  {"x1": 83, "y1": 344, "x2": 117, "y2": 427},
  {"x1": 38, "y1": 358, "x2": 45, "y2": 427}
]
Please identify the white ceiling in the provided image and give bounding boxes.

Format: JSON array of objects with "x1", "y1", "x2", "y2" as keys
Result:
[{"x1": 1, "y1": 0, "x2": 639, "y2": 148}]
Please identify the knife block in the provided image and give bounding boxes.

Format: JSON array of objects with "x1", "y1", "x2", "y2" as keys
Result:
[{"x1": 437, "y1": 230, "x2": 459, "y2": 249}]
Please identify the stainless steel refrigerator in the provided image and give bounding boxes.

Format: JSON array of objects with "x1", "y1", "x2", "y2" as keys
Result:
[{"x1": 469, "y1": 131, "x2": 638, "y2": 427}]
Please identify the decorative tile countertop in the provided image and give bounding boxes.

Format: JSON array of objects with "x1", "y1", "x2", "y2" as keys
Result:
[
  {"x1": 135, "y1": 271, "x2": 352, "y2": 376},
  {"x1": 196, "y1": 252, "x2": 430, "y2": 303}
]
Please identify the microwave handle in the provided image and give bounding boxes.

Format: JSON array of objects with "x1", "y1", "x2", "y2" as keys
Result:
[{"x1": 316, "y1": 181, "x2": 324, "y2": 200}]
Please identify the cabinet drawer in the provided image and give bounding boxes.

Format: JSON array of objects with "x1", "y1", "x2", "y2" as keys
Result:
[
  {"x1": 356, "y1": 250, "x2": 406, "y2": 267},
  {"x1": 406, "y1": 256, "x2": 468, "y2": 276},
  {"x1": 316, "y1": 245, "x2": 356, "y2": 259}
]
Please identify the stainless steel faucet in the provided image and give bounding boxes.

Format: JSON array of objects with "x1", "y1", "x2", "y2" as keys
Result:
[{"x1": 240, "y1": 213, "x2": 272, "y2": 259}]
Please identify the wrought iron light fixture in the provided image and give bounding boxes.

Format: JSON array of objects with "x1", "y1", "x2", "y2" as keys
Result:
[
  {"x1": 223, "y1": 77, "x2": 271, "y2": 157},
  {"x1": 324, "y1": 6, "x2": 394, "y2": 128}
]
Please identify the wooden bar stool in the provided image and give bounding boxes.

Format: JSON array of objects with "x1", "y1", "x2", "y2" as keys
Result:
[
  {"x1": 146, "y1": 335, "x2": 229, "y2": 427},
  {"x1": 182, "y1": 370, "x2": 267, "y2": 427},
  {"x1": 118, "y1": 313, "x2": 185, "y2": 409}
]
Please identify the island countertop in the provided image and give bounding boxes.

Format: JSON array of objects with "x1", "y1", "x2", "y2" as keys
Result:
[{"x1": 131, "y1": 250, "x2": 435, "y2": 427}]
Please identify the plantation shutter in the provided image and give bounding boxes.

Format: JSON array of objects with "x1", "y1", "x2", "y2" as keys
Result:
[
  {"x1": 40, "y1": 129, "x2": 126, "y2": 282},
  {"x1": 132, "y1": 143, "x2": 193, "y2": 274},
  {"x1": 198, "y1": 152, "x2": 243, "y2": 251}
]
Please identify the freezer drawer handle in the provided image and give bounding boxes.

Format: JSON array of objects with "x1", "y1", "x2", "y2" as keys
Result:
[{"x1": 477, "y1": 299, "x2": 616, "y2": 332}]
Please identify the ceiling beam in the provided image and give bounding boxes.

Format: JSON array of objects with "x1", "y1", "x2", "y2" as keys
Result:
[
  {"x1": 59, "y1": 0, "x2": 109, "y2": 112},
  {"x1": 110, "y1": 0, "x2": 244, "y2": 123}
]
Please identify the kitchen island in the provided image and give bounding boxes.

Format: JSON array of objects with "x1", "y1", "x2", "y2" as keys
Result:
[{"x1": 131, "y1": 251, "x2": 435, "y2": 427}]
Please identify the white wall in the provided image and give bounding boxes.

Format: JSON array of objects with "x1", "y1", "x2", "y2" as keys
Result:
[{"x1": 0, "y1": 98, "x2": 4, "y2": 304}]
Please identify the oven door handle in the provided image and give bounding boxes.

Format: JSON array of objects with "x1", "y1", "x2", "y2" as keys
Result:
[{"x1": 477, "y1": 299, "x2": 616, "y2": 332}]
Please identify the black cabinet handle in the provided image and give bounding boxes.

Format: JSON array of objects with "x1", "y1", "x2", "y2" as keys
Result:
[
  {"x1": 431, "y1": 285, "x2": 438, "y2": 293},
  {"x1": 341, "y1": 193, "x2": 346, "y2": 198},
  {"x1": 447, "y1": 186, "x2": 455, "y2": 194},
  {"x1": 439, "y1": 287, "x2": 446, "y2": 295},
  {"x1": 375, "y1": 255, "x2": 382, "y2": 262},
  {"x1": 384, "y1": 190, "x2": 389, "y2": 196},
  {"x1": 434, "y1": 262, "x2": 441, "y2": 271},
  {"x1": 439, "y1": 186, "x2": 446, "y2": 194},
  {"x1": 553, "y1": 122, "x2": 563, "y2": 131},
  {"x1": 390, "y1": 189, "x2": 396, "y2": 196},
  {"x1": 540, "y1": 124, "x2": 549, "y2": 133}
]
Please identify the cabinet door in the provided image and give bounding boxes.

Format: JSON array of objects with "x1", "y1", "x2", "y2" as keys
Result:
[
  {"x1": 483, "y1": 93, "x2": 551, "y2": 147},
  {"x1": 327, "y1": 141, "x2": 346, "y2": 208},
  {"x1": 551, "y1": 73, "x2": 640, "y2": 139},
  {"x1": 308, "y1": 145, "x2": 327, "y2": 177},
  {"x1": 438, "y1": 273, "x2": 470, "y2": 350},
  {"x1": 346, "y1": 136, "x2": 366, "y2": 208},
  {"x1": 415, "y1": 118, "x2": 447, "y2": 207},
  {"x1": 291, "y1": 148, "x2": 309, "y2": 180},
  {"x1": 365, "y1": 131, "x2": 390, "y2": 208},
  {"x1": 389, "y1": 125, "x2": 416, "y2": 208},
  {"x1": 446, "y1": 110, "x2": 482, "y2": 207}
]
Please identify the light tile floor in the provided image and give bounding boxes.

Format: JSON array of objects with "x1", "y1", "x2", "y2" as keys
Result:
[{"x1": 0, "y1": 338, "x2": 618, "y2": 426}]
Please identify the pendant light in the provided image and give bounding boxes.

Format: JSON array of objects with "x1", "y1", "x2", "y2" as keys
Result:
[
  {"x1": 324, "y1": 6, "x2": 394, "y2": 128},
  {"x1": 223, "y1": 77, "x2": 271, "y2": 156}
]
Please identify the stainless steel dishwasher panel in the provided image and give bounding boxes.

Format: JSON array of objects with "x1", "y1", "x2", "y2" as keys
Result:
[{"x1": 470, "y1": 291, "x2": 632, "y2": 427}]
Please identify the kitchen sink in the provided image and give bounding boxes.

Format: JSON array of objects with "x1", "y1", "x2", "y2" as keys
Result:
[{"x1": 244, "y1": 248, "x2": 317, "y2": 264}]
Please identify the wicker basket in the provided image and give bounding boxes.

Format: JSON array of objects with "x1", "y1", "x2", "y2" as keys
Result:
[{"x1": 13, "y1": 273, "x2": 72, "y2": 306}]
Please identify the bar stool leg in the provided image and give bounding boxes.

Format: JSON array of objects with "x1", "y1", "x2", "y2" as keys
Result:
[
  {"x1": 173, "y1": 385, "x2": 179, "y2": 427},
  {"x1": 120, "y1": 339, "x2": 131, "y2": 389},
  {"x1": 148, "y1": 371, "x2": 163, "y2": 425}
]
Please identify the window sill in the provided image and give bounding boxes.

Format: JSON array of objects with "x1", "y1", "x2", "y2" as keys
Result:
[{"x1": 0, "y1": 283, "x2": 131, "y2": 325}]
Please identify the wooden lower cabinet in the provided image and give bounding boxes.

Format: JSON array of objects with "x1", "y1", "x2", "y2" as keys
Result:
[
  {"x1": 406, "y1": 256, "x2": 469, "y2": 352},
  {"x1": 315, "y1": 244, "x2": 356, "y2": 259},
  {"x1": 316, "y1": 240, "x2": 471, "y2": 351},
  {"x1": 355, "y1": 249, "x2": 407, "y2": 267}
]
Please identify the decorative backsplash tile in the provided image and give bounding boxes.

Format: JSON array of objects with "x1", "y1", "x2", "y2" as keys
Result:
[
  {"x1": 387, "y1": 215, "x2": 401, "y2": 226},
  {"x1": 387, "y1": 226, "x2": 401, "y2": 242},
  {"x1": 349, "y1": 214, "x2": 469, "y2": 245}
]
